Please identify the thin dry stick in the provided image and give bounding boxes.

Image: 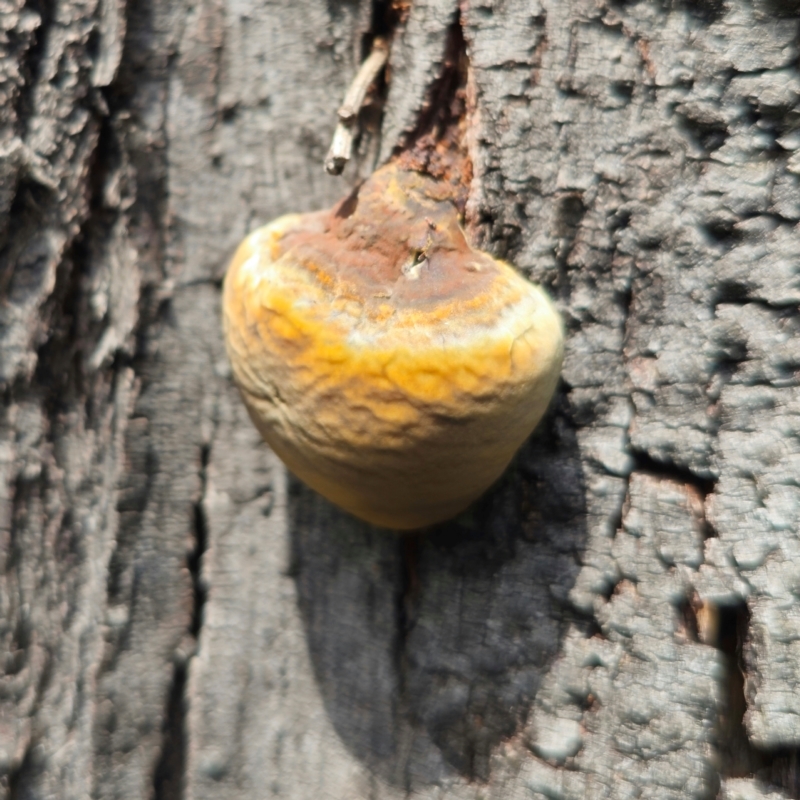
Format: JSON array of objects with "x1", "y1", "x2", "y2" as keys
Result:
[{"x1": 325, "y1": 39, "x2": 389, "y2": 175}]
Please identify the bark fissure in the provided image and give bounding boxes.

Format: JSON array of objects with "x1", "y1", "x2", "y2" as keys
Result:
[
  {"x1": 393, "y1": 12, "x2": 472, "y2": 214},
  {"x1": 628, "y1": 449, "x2": 717, "y2": 497},
  {"x1": 152, "y1": 664, "x2": 188, "y2": 800},
  {"x1": 190, "y1": 444, "x2": 210, "y2": 641},
  {"x1": 11, "y1": 0, "x2": 54, "y2": 137},
  {"x1": 712, "y1": 603, "x2": 800, "y2": 798}
]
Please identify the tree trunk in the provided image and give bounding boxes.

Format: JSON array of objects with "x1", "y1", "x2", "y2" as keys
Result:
[{"x1": 1, "y1": 0, "x2": 799, "y2": 797}]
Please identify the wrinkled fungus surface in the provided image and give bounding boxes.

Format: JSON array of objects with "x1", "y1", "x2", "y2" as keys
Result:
[{"x1": 222, "y1": 163, "x2": 564, "y2": 529}]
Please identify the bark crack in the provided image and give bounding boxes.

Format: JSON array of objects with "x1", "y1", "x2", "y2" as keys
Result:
[
  {"x1": 152, "y1": 442, "x2": 210, "y2": 799},
  {"x1": 709, "y1": 602, "x2": 800, "y2": 798},
  {"x1": 393, "y1": 13, "x2": 472, "y2": 215}
]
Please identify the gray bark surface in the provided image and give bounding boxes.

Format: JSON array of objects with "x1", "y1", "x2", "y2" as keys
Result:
[{"x1": 0, "y1": 0, "x2": 799, "y2": 797}]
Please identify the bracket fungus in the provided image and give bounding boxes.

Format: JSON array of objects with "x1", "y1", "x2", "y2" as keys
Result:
[{"x1": 222, "y1": 163, "x2": 564, "y2": 529}]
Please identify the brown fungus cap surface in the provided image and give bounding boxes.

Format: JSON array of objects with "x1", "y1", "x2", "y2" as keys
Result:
[{"x1": 222, "y1": 163, "x2": 564, "y2": 530}]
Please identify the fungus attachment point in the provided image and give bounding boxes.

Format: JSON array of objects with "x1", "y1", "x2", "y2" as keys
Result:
[{"x1": 222, "y1": 163, "x2": 564, "y2": 530}]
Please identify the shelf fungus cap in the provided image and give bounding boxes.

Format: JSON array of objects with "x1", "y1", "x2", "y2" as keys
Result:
[{"x1": 222, "y1": 163, "x2": 564, "y2": 530}]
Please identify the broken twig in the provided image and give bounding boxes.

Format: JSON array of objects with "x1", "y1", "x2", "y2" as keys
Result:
[{"x1": 324, "y1": 39, "x2": 389, "y2": 175}]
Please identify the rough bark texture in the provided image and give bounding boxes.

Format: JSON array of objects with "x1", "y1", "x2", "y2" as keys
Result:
[{"x1": 1, "y1": 0, "x2": 799, "y2": 798}]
